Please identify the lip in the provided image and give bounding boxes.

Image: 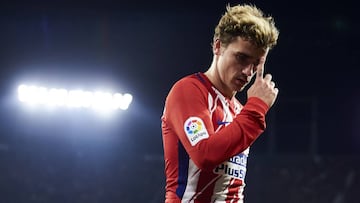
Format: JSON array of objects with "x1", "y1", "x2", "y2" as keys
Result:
[{"x1": 235, "y1": 78, "x2": 246, "y2": 86}]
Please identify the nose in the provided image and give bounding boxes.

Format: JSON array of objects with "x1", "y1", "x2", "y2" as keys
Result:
[{"x1": 242, "y1": 64, "x2": 254, "y2": 76}]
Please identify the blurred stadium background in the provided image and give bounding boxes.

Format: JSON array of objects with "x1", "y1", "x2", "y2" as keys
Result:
[{"x1": 0, "y1": 0, "x2": 359, "y2": 202}]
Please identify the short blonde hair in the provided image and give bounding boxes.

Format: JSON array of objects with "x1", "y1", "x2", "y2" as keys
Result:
[{"x1": 213, "y1": 4, "x2": 279, "y2": 50}]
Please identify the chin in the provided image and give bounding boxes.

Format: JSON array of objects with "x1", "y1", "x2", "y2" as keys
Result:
[
  {"x1": 235, "y1": 84, "x2": 246, "y2": 92},
  {"x1": 237, "y1": 87, "x2": 245, "y2": 92}
]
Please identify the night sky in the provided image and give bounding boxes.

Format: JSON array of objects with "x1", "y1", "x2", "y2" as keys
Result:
[
  {"x1": 0, "y1": 0, "x2": 359, "y2": 201},
  {"x1": 1, "y1": 0, "x2": 359, "y2": 151}
]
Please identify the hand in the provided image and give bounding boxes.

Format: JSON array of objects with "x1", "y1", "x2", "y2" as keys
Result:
[{"x1": 247, "y1": 60, "x2": 279, "y2": 108}]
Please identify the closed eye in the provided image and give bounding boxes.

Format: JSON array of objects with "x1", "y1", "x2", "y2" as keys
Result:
[
  {"x1": 235, "y1": 53, "x2": 250, "y2": 66},
  {"x1": 235, "y1": 53, "x2": 258, "y2": 68}
]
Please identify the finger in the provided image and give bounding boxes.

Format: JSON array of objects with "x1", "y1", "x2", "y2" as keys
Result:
[
  {"x1": 264, "y1": 74, "x2": 272, "y2": 83},
  {"x1": 274, "y1": 87, "x2": 279, "y2": 95},
  {"x1": 256, "y1": 63, "x2": 264, "y2": 79},
  {"x1": 270, "y1": 81, "x2": 275, "y2": 88}
]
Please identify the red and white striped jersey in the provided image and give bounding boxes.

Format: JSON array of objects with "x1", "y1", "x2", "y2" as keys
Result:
[{"x1": 162, "y1": 72, "x2": 268, "y2": 203}]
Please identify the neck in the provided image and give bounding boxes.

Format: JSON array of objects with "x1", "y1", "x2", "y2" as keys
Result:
[{"x1": 204, "y1": 56, "x2": 235, "y2": 99}]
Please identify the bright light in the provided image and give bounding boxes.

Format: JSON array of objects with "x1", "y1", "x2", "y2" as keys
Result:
[
  {"x1": 48, "y1": 88, "x2": 68, "y2": 106},
  {"x1": 17, "y1": 84, "x2": 133, "y2": 111}
]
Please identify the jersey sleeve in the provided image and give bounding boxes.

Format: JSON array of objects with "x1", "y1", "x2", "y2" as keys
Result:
[{"x1": 163, "y1": 77, "x2": 269, "y2": 171}]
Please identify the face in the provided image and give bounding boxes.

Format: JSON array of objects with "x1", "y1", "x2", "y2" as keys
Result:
[{"x1": 214, "y1": 37, "x2": 268, "y2": 97}]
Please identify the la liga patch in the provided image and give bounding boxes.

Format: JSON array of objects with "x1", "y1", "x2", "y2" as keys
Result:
[{"x1": 184, "y1": 117, "x2": 209, "y2": 146}]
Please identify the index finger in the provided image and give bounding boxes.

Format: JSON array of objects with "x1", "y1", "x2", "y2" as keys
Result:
[{"x1": 256, "y1": 62, "x2": 264, "y2": 79}]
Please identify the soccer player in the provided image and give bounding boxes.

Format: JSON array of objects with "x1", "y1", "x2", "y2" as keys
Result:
[{"x1": 161, "y1": 4, "x2": 279, "y2": 202}]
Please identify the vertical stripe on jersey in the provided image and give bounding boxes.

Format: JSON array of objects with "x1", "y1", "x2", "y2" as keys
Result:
[
  {"x1": 176, "y1": 141, "x2": 189, "y2": 199},
  {"x1": 182, "y1": 160, "x2": 201, "y2": 202}
]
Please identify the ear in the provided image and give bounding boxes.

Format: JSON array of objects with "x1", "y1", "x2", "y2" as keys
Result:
[{"x1": 213, "y1": 39, "x2": 222, "y2": 55}]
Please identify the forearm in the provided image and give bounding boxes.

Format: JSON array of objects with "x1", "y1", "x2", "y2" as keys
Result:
[{"x1": 187, "y1": 97, "x2": 269, "y2": 170}]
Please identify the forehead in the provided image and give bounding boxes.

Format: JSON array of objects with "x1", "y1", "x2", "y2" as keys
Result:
[{"x1": 226, "y1": 37, "x2": 268, "y2": 59}]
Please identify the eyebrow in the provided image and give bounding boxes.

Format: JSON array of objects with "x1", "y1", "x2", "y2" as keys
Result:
[
  {"x1": 236, "y1": 52, "x2": 259, "y2": 64},
  {"x1": 236, "y1": 52, "x2": 252, "y2": 58}
]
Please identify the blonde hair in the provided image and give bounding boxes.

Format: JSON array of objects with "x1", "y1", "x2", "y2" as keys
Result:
[{"x1": 213, "y1": 4, "x2": 279, "y2": 50}]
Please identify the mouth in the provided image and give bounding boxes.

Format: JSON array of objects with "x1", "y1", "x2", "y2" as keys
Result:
[{"x1": 235, "y1": 78, "x2": 247, "y2": 86}]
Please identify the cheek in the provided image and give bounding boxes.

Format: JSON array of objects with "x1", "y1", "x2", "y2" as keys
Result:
[{"x1": 217, "y1": 56, "x2": 238, "y2": 77}]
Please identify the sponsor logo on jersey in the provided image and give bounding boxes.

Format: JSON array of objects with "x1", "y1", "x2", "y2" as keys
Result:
[
  {"x1": 184, "y1": 117, "x2": 209, "y2": 146},
  {"x1": 213, "y1": 153, "x2": 248, "y2": 180}
]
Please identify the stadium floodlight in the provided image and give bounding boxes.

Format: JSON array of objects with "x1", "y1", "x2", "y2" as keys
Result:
[{"x1": 17, "y1": 84, "x2": 133, "y2": 111}]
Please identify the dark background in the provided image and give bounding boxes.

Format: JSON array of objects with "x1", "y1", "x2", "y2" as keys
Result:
[{"x1": 0, "y1": 0, "x2": 359, "y2": 202}]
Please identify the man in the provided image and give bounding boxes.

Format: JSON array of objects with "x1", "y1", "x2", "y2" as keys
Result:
[{"x1": 161, "y1": 4, "x2": 279, "y2": 202}]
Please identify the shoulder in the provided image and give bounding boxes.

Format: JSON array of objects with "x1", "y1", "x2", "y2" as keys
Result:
[
  {"x1": 175, "y1": 73, "x2": 202, "y2": 85},
  {"x1": 170, "y1": 73, "x2": 206, "y2": 93},
  {"x1": 165, "y1": 73, "x2": 208, "y2": 104}
]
